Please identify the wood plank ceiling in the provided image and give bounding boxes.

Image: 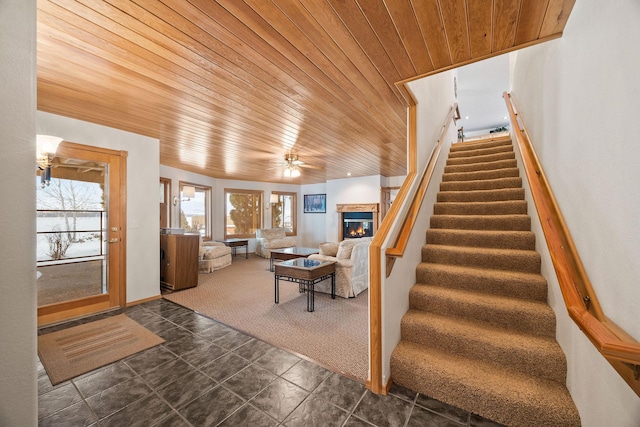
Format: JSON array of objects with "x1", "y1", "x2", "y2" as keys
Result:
[{"x1": 37, "y1": 0, "x2": 575, "y2": 184}]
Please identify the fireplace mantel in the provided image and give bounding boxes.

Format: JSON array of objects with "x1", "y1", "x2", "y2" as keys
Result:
[
  {"x1": 337, "y1": 203, "x2": 379, "y2": 240},
  {"x1": 336, "y1": 203, "x2": 379, "y2": 213}
]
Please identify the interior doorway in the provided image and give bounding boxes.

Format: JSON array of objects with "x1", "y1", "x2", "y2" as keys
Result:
[{"x1": 37, "y1": 142, "x2": 127, "y2": 326}]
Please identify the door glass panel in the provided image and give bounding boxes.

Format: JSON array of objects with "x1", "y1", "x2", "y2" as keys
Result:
[{"x1": 36, "y1": 157, "x2": 108, "y2": 306}]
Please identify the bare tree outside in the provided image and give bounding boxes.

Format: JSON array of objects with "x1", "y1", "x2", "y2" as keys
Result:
[
  {"x1": 37, "y1": 176, "x2": 104, "y2": 261},
  {"x1": 38, "y1": 178, "x2": 103, "y2": 241}
]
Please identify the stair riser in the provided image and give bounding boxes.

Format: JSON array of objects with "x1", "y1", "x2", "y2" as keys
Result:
[
  {"x1": 400, "y1": 316, "x2": 567, "y2": 383},
  {"x1": 434, "y1": 201, "x2": 527, "y2": 216},
  {"x1": 437, "y1": 188, "x2": 524, "y2": 203},
  {"x1": 443, "y1": 168, "x2": 519, "y2": 182},
  {"x1": 390, "y1": 344, "x2": 581, "y2": 427},
  {"x1": 450, "y1": 138, "x2": 512, "y2": 153},
  {"x1": 448, "y1": 145, "x2": 514, "y2": 159},
  {"x1": 408, "y1": 289, "x2": 555, "y2": 337},
  {"x1": 446, "y1": 151, "x2": 515, "y2": 166},
  {"x1": 444, "y1": 159, "x2": 517, "y2": 174},
  {"x1": 440, "y1": 177, "x2": 522, "y2": 191},
  {"x1": 422, "y1": 246, "x2": 541, "y2": 273},
  {"x1": 426, "y1": 229, "x2": 535, "y2": 250},
  {"x1": 431, "y1": 215, "x2": 531, "y2": 231},
  {"x1": 416, "y1": 264, "x2": 547, "y2": 301}
]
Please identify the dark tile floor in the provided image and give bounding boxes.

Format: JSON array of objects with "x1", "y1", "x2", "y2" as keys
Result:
[{"x1": 38, "y1": 298, "x2": 504, "y2": 426}]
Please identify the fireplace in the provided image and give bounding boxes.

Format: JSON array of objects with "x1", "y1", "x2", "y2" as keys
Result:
[
  {"x1": 336, "y1": 203, "x2": 379, "y2": 241},
  {"x1": 343, "y1": 212, "x2": 374, "y2": 238}
]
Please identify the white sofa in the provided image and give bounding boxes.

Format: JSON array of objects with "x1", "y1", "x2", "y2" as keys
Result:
[
  {"x1": 255, "y1": 228, "x2": 296, "y2": 258},
  {"x1": 198, "y1": 240, "x2": 232, "y2": 273},
  {"x1": 308, "y1": 237, "x2": 372, "y2": 298}
]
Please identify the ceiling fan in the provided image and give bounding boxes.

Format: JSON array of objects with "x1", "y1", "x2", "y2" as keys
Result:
[{"x1": 277, "y1": 153, "x2": 322, "y2": 178}]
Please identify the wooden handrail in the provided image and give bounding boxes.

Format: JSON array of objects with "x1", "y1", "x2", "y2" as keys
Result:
[
  {"x1": 385, "y1": 105, "x2": 457, "y2": 274},
  {"x1": 504, "y1": 92, "x2": 640, "y2": 395}
]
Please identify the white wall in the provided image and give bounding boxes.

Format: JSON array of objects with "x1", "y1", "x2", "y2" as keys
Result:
[
  {"x1": 37, "y1": 112, "x2": 161, "y2": 304},
  {"x1": 511, "y1": 0, "x2": 640, "y2": 424},
  {"x1": 325, "y1": 175, "x2": 382, "y2": 242},
  {"x1": 300, "y1": 183, "x2": 327, "y2": 247},
  {"x1": 0, "y1": 1, "x2": 37, "y2": 425},
  {"x1": 379, "y1": 70, "x2": 456, "y2": 385}
]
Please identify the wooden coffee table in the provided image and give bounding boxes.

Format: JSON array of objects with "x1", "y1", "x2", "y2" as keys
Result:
[
  {"x1": 274, "y1": 258, "x2": 336, "y2": 312},
  {"x1": 269, "y1": 247, "x2": 319, "y2": 271}
]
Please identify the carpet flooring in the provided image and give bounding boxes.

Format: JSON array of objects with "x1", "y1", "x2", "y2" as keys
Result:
[
  {"x1": 38, "y1": 314, "x2": 164, "y2": 385},
  {"x1": 390, "y1": 137, "x2": 581, "y2": 426},
  {"x1": 164, "y1": 255, "x2": 369, "y2": 382}
]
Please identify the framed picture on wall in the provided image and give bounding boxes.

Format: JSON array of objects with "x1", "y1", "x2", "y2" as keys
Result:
[{"x1": 303, "y1": 194, "x2": 326, "y2": 213}]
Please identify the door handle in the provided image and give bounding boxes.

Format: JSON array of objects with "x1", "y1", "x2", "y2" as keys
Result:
[{"x1": 109, "y1": 238, "x2": 119, "y2": 243}]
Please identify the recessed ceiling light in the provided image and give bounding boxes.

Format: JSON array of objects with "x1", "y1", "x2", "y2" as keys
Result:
[
  {"x1": 465, "y1": 116, "x2": 469, "y2": 120},
  {"x1": 347, "y1": 172, "x2": 352, "y2": 176},
  {"x1": 503, "y1": 116, "x2": 508, "y2": 120}
]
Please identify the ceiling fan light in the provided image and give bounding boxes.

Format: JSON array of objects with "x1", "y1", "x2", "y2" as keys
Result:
[
  {"x1": 291, "y1": 167, "x2": 300, "y2": 178},
  {"x1": 283, "y1": 168, "x2": 292, "y2": 178}
]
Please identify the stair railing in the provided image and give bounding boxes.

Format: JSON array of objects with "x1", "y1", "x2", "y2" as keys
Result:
[
  {"x1": 504, "y1": 92, "x2": 640, "y2": 396},
  {"x1": 368, "y1": 99, "x2": 458, "y2": 394},
  {"x1": 384, "y1": 105, "x2": 457, "y2": 272}
]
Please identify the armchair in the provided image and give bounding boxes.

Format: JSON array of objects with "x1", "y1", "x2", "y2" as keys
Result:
[
  {"x1": 199, "y1": 240, "x2": 232, "y2": 273},
  {"x1": 255, "y1": 228, "x2": 296, "y2": 258},
  {"x1": 308, "y1": 237, "x2": 372, "y2": 298}
]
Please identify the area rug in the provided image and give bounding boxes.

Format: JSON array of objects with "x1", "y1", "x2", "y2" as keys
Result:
[
  {"x1": 164, "y1": 255, "x2": 369, "y2": 382},
  {"x1": 38, "y1": 314, "x2": 164, "y2": 385}
]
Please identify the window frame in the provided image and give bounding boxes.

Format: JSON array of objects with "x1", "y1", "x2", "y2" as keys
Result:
[
  {"x1": 178, "y1": 181, "x2": 212, "y2": 241},
  {"x1": 270, "y1": 191, "x2": 297, "y2": 236},
  {"x1": 224, "y1": 188, "x2": 263, "y2": 239},
  {"x1": 159, "y1": 177, "x2": 172, "y2": 229}
]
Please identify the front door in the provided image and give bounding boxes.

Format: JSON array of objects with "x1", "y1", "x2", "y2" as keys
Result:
[{"x1": 37, "y1": 142, "x2": 126, "y2": 326}]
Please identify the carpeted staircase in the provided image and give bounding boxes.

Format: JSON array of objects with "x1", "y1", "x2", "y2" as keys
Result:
[{"x1": 390, "y1": 136, "x2": 581, "y2": 427}]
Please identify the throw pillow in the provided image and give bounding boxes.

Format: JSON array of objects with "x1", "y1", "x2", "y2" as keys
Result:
[
  {"x1": 336, "y1": 239, "x2": 358, "y2": 259},
  {"x1": 319, "y1": 242, "x2": 339, "y2": 257}
]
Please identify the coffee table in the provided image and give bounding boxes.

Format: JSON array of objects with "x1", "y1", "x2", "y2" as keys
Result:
[
  {"x1": 216, "y1": 238, "x2": 249, "y2": 259},
  {"x1": 269, "y1": 247, "x2": 319, "y2": 271},
  {"x1": 274, "y1": 258, "x2": 336, "y2": 312}
]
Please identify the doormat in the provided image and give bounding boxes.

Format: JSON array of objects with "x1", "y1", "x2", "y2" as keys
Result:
[{"x1": 38, "y1": 314, "x2": 164, "y2": 385}]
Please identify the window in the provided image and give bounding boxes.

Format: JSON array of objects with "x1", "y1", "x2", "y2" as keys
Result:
[
  {"x1": 224, "y1": 189, "x2": 262, "y2": 238},
  {"x1": 271, "y1": 191, "x2": 297, "y2": 235},
  {"x1": 179, "y1": 182, "x2": 211, "y2": 240}
]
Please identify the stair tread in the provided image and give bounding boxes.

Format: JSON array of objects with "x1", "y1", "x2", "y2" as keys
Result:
[
  {"x1": 437, "y1": 187, "x2": 525, "y2": 202},
  {"x1": 416, "y1": 262, "x2": 547, "y2": 301},
  {"x1": 410, "y1": 282, "x2": 552, "y2": 316},
  {"x1": 448, "y1": 145, "x2": 514, "y2": 159},
  {"x1": 440, "y1": 177, "x2": 522, "y2": 191},
  {"x1": 416, "y1": 261, "x2": 546, "y2": 285},
  {"x1": 423, "y1": 243, "x2": 541, "y2": 261},
  {"x1": 401, "y1": 309, "x2": 567, "y2": 383},
  {"x1": 431, "y1": 214, "x2": 531, "y2": 231},
  {"x1": 444, "y1": 159, "x2": 517, "y2": 173},
  {"x1": 446, "y1": 151, "x2": 515, "y2": 166},
  {"x1": 391, "y1": 341, "x2": 581, "y2": 427},
  {"x1": 443, "y1": 167, "x2": 519, "y2": 181},
  {"x1": 402, "y1": 309, "x2": 560, "y2": 352},
  {"x1": 434, "y1": 200, "x2": 527, "y2": 216},
  {"x1": 450, "y1": 137, "x2": 512, "y2": 152},
  {"x1": 426, "y1": 228, "x2": 535, "y2": 250}
]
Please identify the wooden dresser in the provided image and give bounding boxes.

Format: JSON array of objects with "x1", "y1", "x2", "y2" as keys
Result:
[{"x1": 160, "y1": 233, "x2": 199, "y2": 291}]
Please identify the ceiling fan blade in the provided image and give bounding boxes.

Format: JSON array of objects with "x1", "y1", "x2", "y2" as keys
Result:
[{"x1": 298, "y1": 163, "x2": 323, "y2": 170}]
